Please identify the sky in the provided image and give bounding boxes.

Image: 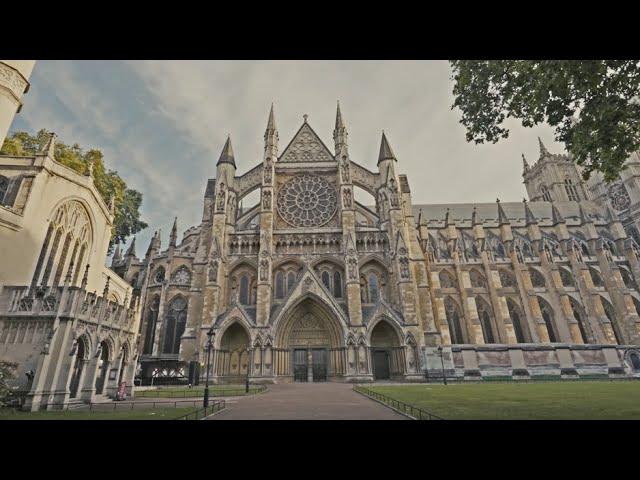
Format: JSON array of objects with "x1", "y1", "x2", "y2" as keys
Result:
[{"x1": 9, "y1": 60, "x2": 565, "y2": 258}]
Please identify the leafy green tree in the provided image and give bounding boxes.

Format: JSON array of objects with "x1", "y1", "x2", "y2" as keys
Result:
[
  {"x1": 1, "y1": 129, "x2": 147, "y2": 251},
  {"x1": 0, "y1": 361, "x2": 18, "y2": 406},
  {"x1": 450, "y1": 60, "x2": 640, "y2": 181}
]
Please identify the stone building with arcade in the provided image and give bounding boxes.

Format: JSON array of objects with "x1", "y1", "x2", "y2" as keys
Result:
[
  {"x1": 0, "y1": 60, "x2": 140, "y2": 409},
  {"x1": 116, "y1": 104, "x2": 640, "y2": 385}
]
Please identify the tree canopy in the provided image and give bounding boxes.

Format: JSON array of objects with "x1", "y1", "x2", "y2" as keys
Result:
[
  {"x1": 450, "y1": 60, "x2": 640, "y2": 182},
  {"x1": 1, "y1": 129, "x2": 147, "y2": 251}
]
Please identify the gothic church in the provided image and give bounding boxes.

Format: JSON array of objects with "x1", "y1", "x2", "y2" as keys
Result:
[{"x1": 112, "y1": 104, "x2": 640, "y2": 384}]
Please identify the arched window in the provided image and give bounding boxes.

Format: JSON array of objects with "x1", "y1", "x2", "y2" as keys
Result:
[
  {"x1": 530, "y1": 269, "x2": 546, "y2": 288},
  {"x1": 163, "y1": 296, "x2": 188, "y2": 354},
  {"x1": 368, "y1": 273, "x2": 380, "y2": 303},
  {"x1": 30, "y1": 200, "x2": 92, "y2": 289},
  {"x1": 172, "y1": 266, "x2": 192, "y2": 285},
  {"x1": 620, "y1": 268, "x2": 636, "y2": 290},
  {"x1": 538, "y1": 298, "x2": 557, "y2": 342},
  {"x1": 570, "y1": 298, "x2": 588, "y2": 344},
  {"x1": 499, "y1": 269, "x2": 516, "y2": 288},
  {"x1": 476, "y1": 298, "x2": 495, "y2": 344},
  {"x1": 0, "y1": 175, "x2": 8, "y2": 203},
  {"x1": 560, "y1": 268, "x2": 575, "y2": 288},
  {"x1": 439, "y1": 270, "x2": 456, "y2": 288},
  {"x1": 143, "y1": 296, "x2": 160, "y2": 354},
  {"x1": 540, "y1": 185, "x2": 552, "y2": 202},
  {"x1": 590, "y1": 267, "x2": 604, "y2": 287},
  {"x1": 444, "y1": 297, "x2": 464, "y2": 344},
  {"x1": 602, "y1": 298, "x2": 623, "y2": 345},
  {"x1": 287, "y1": 271, "x2": 296, "y2": 293},
  {"x1": 239, "y1": 274, "x2": 250, "y2": 305},
  {"x1": 470, "y1": 269, "x2": 487, "y2": 288},
  {"x1": 154, "y1": 267, "x2": 166, "y2": 284},
  {"x1": 630, "y1": 352, "x2": 640, "y2": 371},
  {"x1": 564, "y1": 178, "x2": 580, "y2": 201},
  {"x1": 275, "y1": 271, "x2": 284, "y2": 299},
  {"x1": 321, "y1": 271, "x2": 331, "y2": 290},
  {"x1": 333, "y1": 271, "x2": 342, "y2": 298},
  {"x1": 507, "y1": 299, "x2": 526, "y2": 343}
]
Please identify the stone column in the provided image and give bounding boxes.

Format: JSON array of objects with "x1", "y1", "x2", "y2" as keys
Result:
[{"x1": 0, "y1": 61, "x2": 34, "y2": 148}]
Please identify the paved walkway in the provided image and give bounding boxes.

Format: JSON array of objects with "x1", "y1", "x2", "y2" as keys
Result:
[{"x1": 207, "y1": 383, "x2": 407, "y2": 420}]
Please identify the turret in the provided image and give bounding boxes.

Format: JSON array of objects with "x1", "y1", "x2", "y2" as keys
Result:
[
  {"x1": 522, "y1": 153, "x2": 530, "y2": 175},
  {"x1": 264, "y1": 103, "x2": 278, "y2": 159},
  {"x1": 216, "y1": 135, "x2": 237, "y2": 187},
  {"x1": 169, "y1": 217, "x2": 178, "y2": 248},
  {"x1": 333, "y1": 101, "x2": 348, "y2": 156}
]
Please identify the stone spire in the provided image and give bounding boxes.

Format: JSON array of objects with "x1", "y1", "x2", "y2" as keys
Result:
[
  {"x1": 264, "y1": 103, "x2": 278, "y2": 157},
  {"x1": 40, "y1": 132, "x2": 57, "y2": 159},
  {"x1": 538, "y1": 136, "x2": 550, "y2": 158},
  {"x1": 333, "y1": 101, "x2": 348, "y2": 151},
  {"x1": 81, "y1": 264, "x2": 90, "y2": 290},
  {"x1": 378, "y1": 131, "x2": 397, "y2": 165},
  {"x1": 496, "y1": 198, "x2": 509, "y2": 225},
  {"x1": 103, "y1": 276, "x2": 110, "y2": 298},
  {"x1": 112, "y1": 242, "x2": 122, "y2": 264},
  {"x1": 125, "y1": 237, "x2": 137, "y2": 257},
  {"x1": 444, "y1": 208, "x2": 451, "y2": 227},
  {"x1": 216, "y1": 135, "x2": 236, "y2": 168},
  {"x1": 550, "y1": 201, "x2": 565, "y2": 225},
  {"x1": 522, "y1": 153, "x2": 530, "y2": 173},
  {"x1": 471, "y1": 206, "x2": 481, "y2": 226},
  {"x1": 523, "y1": 198, "x2": 538, "y2": 225},
  {"x1": 146, "y1": 231, "x2": 160, "y2": 258},
  {"x1": 169, "y1": 217, "x2": 178, "y2": 247}
]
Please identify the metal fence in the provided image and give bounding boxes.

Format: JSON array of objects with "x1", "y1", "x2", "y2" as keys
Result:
[
  {"x1": 354, "y1": 385, "x2": 444, "y2": 420},
  {"x1": 176, "y1": 400, "x2": 226, "y2": 420},
  {"x1": 136, "y1": 385, "x2": 266, "y2": 398}
]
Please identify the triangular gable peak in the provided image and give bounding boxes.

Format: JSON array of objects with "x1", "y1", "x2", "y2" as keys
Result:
[
  {"x1": 279, "y1": 121, "x2": 335, "y2": 163},
  {"x1": 270, "y1": 267, "x2": 349, "y2": 329}
]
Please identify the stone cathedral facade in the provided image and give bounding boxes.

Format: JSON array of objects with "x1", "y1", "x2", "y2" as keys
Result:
[{"x1": 114, "y1": 105, "x2": 640, "y2": 384}]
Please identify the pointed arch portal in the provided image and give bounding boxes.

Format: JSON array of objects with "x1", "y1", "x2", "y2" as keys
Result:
[{"x1": 274, "y1": 297, "x2": 346, "y2": 382}]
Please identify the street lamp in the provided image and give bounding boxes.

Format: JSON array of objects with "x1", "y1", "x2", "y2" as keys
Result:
[
  {"x1": 203, "y1": 328, "x2": 214, "y2": 408},
  {"x1": 245, "y1": 346, "x2": 252, "y2": 394},
  {"x1": 437, "y1": 345, "x2": 447, "y2": 386}
]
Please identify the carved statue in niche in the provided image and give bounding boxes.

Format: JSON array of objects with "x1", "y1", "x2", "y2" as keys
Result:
[
  {"x1": 343, "y1": 188, "x2": 352, "y2": 208},
  {"x1": 390, "y1": 191, "x2": 399, "y2": 208},
  {"x1": 347, "y1": 257, "x2": 358, "y2": 280},
  {"x1": 208, "y1": 260, "x2": 218, "y2": 283},
  {"x1": 259, "y1": 259, "x2": 269, "y2": 281},
  {"x1": 340, "y1": 156, "x2": 350, "y2": 182},
  {"x1": 399, "y1": 256, "x2": 410, "y2": 279},
  {"x1": 263, "y1": 190, "x2": 272, "y2": 209},
  {"x1": 216, "y1": 183, "x2": 226, "y2": 211}
]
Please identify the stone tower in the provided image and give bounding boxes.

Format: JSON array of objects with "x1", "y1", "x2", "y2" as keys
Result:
[
  {"x1": 523, "y1": 137, "x2": 589, "y2": 203},
  {"x1": 0, "y1": 60, "x2": 36, "y2": 148}
]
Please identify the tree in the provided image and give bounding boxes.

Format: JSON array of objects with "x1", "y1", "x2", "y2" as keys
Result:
[
  {"x1": 0, "y1": 361, "x2": 18, "y2": 406},
  {"x1": 450, "y1": 60, "x2": 640, "y2": 181},
  {"x1": 1, "y1": 129, "x2": 147, "y2": 251}
]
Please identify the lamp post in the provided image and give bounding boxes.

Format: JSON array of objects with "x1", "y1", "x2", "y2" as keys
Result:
[
  {"x1": 203, "y1": 328, "x2": 214, "y2": 409},
  {"x1": 245, "y1": 347, "x2": 251, "y2": 394},
  {"x1": 438, "y1": 345, "x2": 447, "y2": 386}
]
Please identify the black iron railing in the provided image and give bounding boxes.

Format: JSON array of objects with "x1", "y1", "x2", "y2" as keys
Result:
[
  {"x1": 175, "y1": 400, "x2": 226, "y2": 420},
  {"x1": 354, "y1": 386, "x2": 444, "y2": 420}
]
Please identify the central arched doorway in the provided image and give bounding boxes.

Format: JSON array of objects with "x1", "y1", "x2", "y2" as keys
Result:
[
  {"x1": 370, "y1": 320, "x2": 402, "y2": 380},
  {"x1": 275, "y1": 297, "x2": 345, "y2": 382}
]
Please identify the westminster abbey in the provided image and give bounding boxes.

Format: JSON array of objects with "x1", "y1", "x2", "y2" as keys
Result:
[{"x1": 107, "y1": 104, "x2": 640, "y2": 384}]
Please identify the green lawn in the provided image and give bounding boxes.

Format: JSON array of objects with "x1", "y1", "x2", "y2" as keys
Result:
[
  {"x1": 367, "y1": 381, "x2": 640, "y2": 420},
  {"x1": 135, "y1": 385, "x2": 263, "y2": 398},
  {"x1": 0, "y1": 406, "x2": 197, "y2": 420}
]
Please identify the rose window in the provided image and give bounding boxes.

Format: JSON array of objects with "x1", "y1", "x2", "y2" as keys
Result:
[
  {"x1": 609, "y1": 183, "x2": 631, "y2": 212},
  {"x1": 277, "y1": 175, "x2": 337, "y2": 227}
]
